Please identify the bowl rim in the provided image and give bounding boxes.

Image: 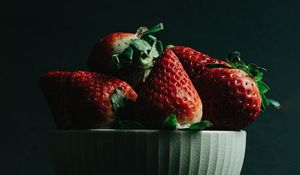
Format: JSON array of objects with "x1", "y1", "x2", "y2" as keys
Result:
[{"x1": 50, "y1": 129, "x2": 245, "y2": 134}]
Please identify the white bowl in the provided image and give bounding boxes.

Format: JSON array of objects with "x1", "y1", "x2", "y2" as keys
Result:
[{"x1": 49, "y1": 130, "x2": 246, "y2": 175}]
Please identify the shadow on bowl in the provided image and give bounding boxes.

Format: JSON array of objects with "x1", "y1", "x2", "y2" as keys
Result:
[{"x1": 49, "y1": 129, "x2": 246, "y2": 175}]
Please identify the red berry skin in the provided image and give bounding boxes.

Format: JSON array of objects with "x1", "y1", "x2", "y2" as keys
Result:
[
  {"x1": 171, "y1": 46, "x2": 261, "y2": 130},
  {"x1": 135, "y1": 50, "x2": 203, "y2": 128},
  {"x1": 200, "y1": 68, "x2": 261, "y2": 130},
  {"x1": 39, "y1": 71, "x2": 72, "y2": 129},
  {"x1": 87, "y1": 32, "x2": 137, "y2": 75},
  {"x1": 66, "y1": 71, "x2": 137, "y2": 129},
  {"x1": 170, "y1": 46, "x2": 230, "y2": 77}
]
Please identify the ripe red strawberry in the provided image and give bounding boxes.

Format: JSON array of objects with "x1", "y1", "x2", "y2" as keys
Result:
[
  {"x1": 198, "y1": 68, "x2": 262, "y2": 130},
  {"x1": 66, "y1": 71, "x2": 138, "y2": 129},
  {"x1": 135, "y1": 50, "x2": 203, "y2": 128},
  {"x1": 87, "y1": 23, "x2": 164, "y2": 88},
  {"x1": 87, "y1": 32, "x2": 138, "y2": 74},
  {"x1": 39, "y1": 71, "x2": 72, "y2": 129},
  {"x1": 40, "y1": 71, "x2": 138, "y2": 129},
  {"x1": 170, "y1": 46, "x2": 279, "y2": 130}
]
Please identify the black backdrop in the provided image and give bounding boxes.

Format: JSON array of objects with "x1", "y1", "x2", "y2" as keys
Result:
[{"x1": 6, "y1": 0, "x2": 300, "y2": 174}]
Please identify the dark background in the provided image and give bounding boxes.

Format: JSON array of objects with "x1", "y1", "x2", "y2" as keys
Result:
[{"x1": 5, "y1": 0, "x2": 299, "y2": 174}]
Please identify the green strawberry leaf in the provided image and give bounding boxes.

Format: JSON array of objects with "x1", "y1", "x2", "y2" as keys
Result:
[
  {"x1": 187, "y1": 120, "x2": 213, "y2": 130},
  {"x1": 156, "y1": 40, "x2": 163, "y2": 55},
  {"x1": 227, "y1": 51, "x2": 243, "y2": 67},
  {"x1": 260, "y1": 93, "x2": 269, "y2": 110},
  {"x1": 130, "y1": 39, "x2": 151, "y2": 53},
  {"x1": 110, "y1": 88, "x2": 126, "y2": 112},
  {"x1": 248, "y1": 63, "x2": 266, "y2": 81},
  {"x1": 138, "y1": 55, "x2": 155, "y2": 69},
  {"x1": 122, "y1": 47, "x2": 134, "y2": 62},
  {"x1": 257, "y1": 80, "x2": 270, "y2": 94},
  {"x1": 110, "y1": 88, "x2": 137, "y2": 122},
  {"x1": 112, "y1": 54, "x2": 121, "y2": 68},
  {"x1": 142, "y1": 34, "x2": 157, "y2": 45},
  {"x1": 253, "y1": 71, "x2": 264, "y2": 81},
  {"x1": 227, "y1": 51, "x2": 241, "y2": 62},
  {"x1": 142, "y1": 68, "x2": 152, "y2": 82},
  {"x1": 118, "y1": 120, "x2": 146, "y2": 129},
  {"x1": 226, "y1": 51, "x2": 252, "y2": 75},
  {"x1": 162, "y1": 114, "x2": 177, "y2": 130},
  {"x1": 112, "y1": 47, "x2": 134, "y2": 69},
  {"x1": 149, "y1": 41, "x2": 159, "y2": 58},
  {"x1": 268, "y1": 99, "x2": 281, "y2": 109},
  {"x1": 162, "y1": 114, "x2": 213, "y2": 131}
]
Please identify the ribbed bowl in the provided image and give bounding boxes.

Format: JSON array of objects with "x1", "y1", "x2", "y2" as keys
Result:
[{"x1": 49, "y1": 129, "x2": 246, "y2": 175}]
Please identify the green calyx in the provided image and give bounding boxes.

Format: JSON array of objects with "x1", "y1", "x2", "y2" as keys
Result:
[
  {"x1": 110, "y1": 88, "x2": 146, "y2": 129},
  {"x1": 110, "y1": 88, "x2": 136, "y2": 119},
  {"x1": 110, "y1": 88, "x2": 126, "y2": 113},
  {"x1": 206, "y1": 51, "x2": 280, "y2": 110},
  {"x1": 162, "y1": 114, "x2": 213, "y2": 130},
  {"x1": 112, "y1": 23, "x2": 164, "y2": 82}
]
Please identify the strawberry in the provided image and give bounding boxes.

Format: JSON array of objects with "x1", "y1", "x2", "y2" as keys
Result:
[
  {"x1": 39, "y1": 71, "x2": 72, "y2": 129},
  {"x1": 87, "y1": 32, "x2": 138, "y2": 74},
  {"x1": 135, "y1": 50, "x2": 203, "y2": 128},
  {"x1": 87, "y1": 23, "x2": 164, "y2": 88},
  {"x1": 66, "y1": 71, "x2": 138, "y2": 129},
  {"x1": 40, "y1": 71, "x2": 138, "y2": 129},
  {"x1": 198, "y1": 67, "x2": 262, "y2": 130},
  {"x1": 170, "y1": 46, "x2": 280, "y2": 130}
]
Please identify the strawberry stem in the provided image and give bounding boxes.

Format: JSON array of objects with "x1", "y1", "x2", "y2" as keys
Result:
[{"x1": 140, "y1": 23, "x2": 164, "y2": 36}]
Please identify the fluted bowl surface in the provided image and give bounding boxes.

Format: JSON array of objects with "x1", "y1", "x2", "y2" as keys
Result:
[{"x1": 49, "y1": 129, "x2": 246, "y2": 175}]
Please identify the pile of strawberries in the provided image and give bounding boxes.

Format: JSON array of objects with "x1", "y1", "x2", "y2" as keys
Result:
[{"x1": 40, "y1": 23, "x2": 279, "y2": 130}]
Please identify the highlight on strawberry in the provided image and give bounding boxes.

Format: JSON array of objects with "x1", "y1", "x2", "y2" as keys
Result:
[{"x1": 40, "y1": 23, "x2": 280, "y2": 131}]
